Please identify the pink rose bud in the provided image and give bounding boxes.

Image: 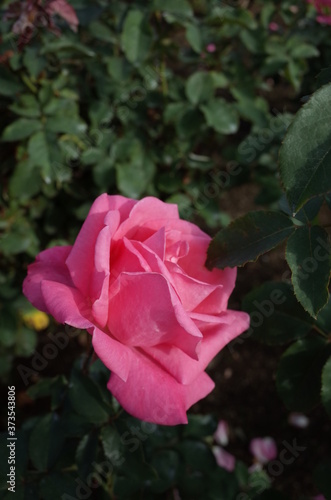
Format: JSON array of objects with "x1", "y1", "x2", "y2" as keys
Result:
[
  {"x1": 206, "y1": 43, "x2": 216, "y2": 53},
  {"x1": 249, "y1": 437, "x2": 278, "y2": 464},
  {"x1": 214, "y1": 420, "x2": 230, "y2": 446},
  {"x1": 23, "y1": 195, "x2": 250, "y2": 426},
  {"x1": 268, "y1": 22, "x2": 279, "y2": 31},
  {"x1": 288, "y1": 412, "x2": 309, "y2": 429},
  {"x1": 308, "y1": 0, "x2": 331, "y2": 24},
  {"x1": 212, "y1": 446, "x2": 236, "y2": 472}
]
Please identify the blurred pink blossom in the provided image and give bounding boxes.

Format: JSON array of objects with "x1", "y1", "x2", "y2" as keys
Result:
[
  {"x1": 308, "y1": 0, "x2": 331, "y2": 25},
  {"x1": 269, "y1": 22, "x2": 279, "y2": 31},
  {"x1": 249, "y1": 437, "x2": 278, "y2": 464},
  {"x1": 206, "y1": 43, "x2": 216, "y2": 53},
  {"x1": 214, "y1": 420, "x2": 229, "y2": 446},
  {"x1": 212, "y1": 446, "x2": 236, "y2": 472},
  {"x1": 313, "y1": 495, "x2": 326, "y2": 500},
  {"x1": 288, "y1": 412, "x2": 309, "y2": 429}
]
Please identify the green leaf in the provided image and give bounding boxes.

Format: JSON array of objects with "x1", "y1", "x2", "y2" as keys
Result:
[
  {"x1": 76, "y1": 431, "x2": 99, "y2": 479},
  {"x1": 286, "y1": 225, "x2": 331, "y2": 318},
  {"x1": 208, "y1": 467, "x2": 239, "y2": 500},
  {"x1": 15, "y1": 327, "x2": 37, "y2": 357},
  {"x1": 200, "y1": 99, "x2": 239, "y2": 135},
  {"x1": 182, "y1": 414, "x2": 218, "y2": 438},
  {"x1": 290, "y1": 43, "x2": 319, "y2": 60},
  {"x1": 9, "y1": 159, "x2": 43, "y2": 201},
  {"x1": 206, "y1": 211, "x2": 295, "y2": 269},
  {"x1": 186, "y1": 71, "x2": 214, "y2": 105},
  {"x1": 177, "y1": 440, "x2": 216, "y2": 473},
  {"x1": 279, "y1": 83, "x2": 331, "y2": 211},
  {"x1": 0, "y1": 309, "x2": 17, "y2": 347},
  {"x1": 293, "y1": 196, "x2": 324, "y2": 224},
  {"x1": 39, "y1": 473, "x2": 77, "y2": 500},
  {"x1": 321, "y1": 357, "x2": 331, "y2": 417},
  {"x1": 115, "y1": 140, "x2": 155, "y2": 199},
  {"x1": 153, "y1": 0, "x2": 193, "y2": 16},
  {"x1": 185, "y1": 24, "x2": 202, "y2": 53},
  {"x1": 28, "y1": 131, "x2": 52, "y2": 183},
  {"x1": 29, "y1": 413, "x2": 66, "y2": 471},
  {"x1": 149, "y1": 450, "x2": 180, "y2": 494},
  {"x1": 242, "y1": 282, "x2": 314, "y2": 345},
  {"x1": 68, "y1": 369, "x2": 109, "y2": 424},
  {"x1": 45, "y1": 116, "x2": 86, "y2": 135},
  {"x1": 27, "y1": 376, "x2": 67, "y2": 410},
  {"x1": 316, "y1": 296, "x2": 331, "y2": 333},
  {"x1": 316, "y1": 67, "x2": 331, "y2": 87},
  {"x1": 121, "y1": 10, "x2": 152, "y2": 63},
  {"x1": 100, "y1": 425, "x2": 124, "y2": 464},
  {"x1": 276, "y1": 337, "x2": 331, "y2": 412},
  {"x1": 2, "y1": 119, "x2": 42, "y2": 142},
  {"x1": 0, "y1": 75, "x2": 24, "y2": 96},
  {"x1": 9, "y1": 94, "x2": 41, "y2": 118},
  {"x1": 313, "y1": 461, "x2": 331, "y2": 498}
]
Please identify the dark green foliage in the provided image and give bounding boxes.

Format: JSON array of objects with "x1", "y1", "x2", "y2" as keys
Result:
[{"x1": 1, "y1": 1, "x2": 331, "y2": 498}]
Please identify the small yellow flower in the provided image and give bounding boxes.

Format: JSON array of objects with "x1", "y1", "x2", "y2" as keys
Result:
[{"x1": 22, "y1": 310, "x2": 50, "y2": 331}]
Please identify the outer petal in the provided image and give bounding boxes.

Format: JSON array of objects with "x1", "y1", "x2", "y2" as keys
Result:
[
  {"x1": 107, "y1": 272, "x2": 202, "y2": 359},
  {"x1": 107, "y1": 350, "x2": 214, "y2": 425},
  {"x1": 41, "y1": 280, "x2": 94, "y2": 329},
  {"x1": 65, "y1": 193, "x2": 112, "y2": 295},
  {"x1": 91, "y1": 212, "x2": 120, "y2": 327},
  {"x1": 23, "y1": 246, "x2": 72, "y2": 313},
  {"x1": 143, "y1": 310, "x2": 250, "y2": 384},
  {"x1": 114, "y1": 197, "x2": 179, "y2": 241},
  {"x1": 92, "y1": 326, "x2": 133, "y2": 382}
]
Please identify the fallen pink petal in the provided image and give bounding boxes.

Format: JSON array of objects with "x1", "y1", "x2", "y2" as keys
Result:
[
  {"x1": 288, "y1": 412, "x2": 310, "y2": 429},
  {"x1": 214, "y1": 419, "x2": 230, "y2": 446},
  {"x1": 249, "y1": 437, "x2": 278, "y2": 464},
  {"x1": 212, "y1": 446, "x2": 236, "y2": 472}
]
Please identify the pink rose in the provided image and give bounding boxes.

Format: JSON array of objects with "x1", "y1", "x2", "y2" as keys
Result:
[
  {"x1": 308, "y1": 0, "x2": 331, "y2": 24},
  {"x1": 23, "y1": 194, "x2": 249, "y2": 425}
]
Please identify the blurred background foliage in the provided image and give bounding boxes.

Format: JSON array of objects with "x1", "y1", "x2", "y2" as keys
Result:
[{"x1": 1, "y1": 0, "x2": 331, "y2": 499}]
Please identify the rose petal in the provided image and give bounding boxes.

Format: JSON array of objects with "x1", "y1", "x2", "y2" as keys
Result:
[
  {"x1": 180, "y1": 235, "x2": 237, "y2": 311},
  {"x1": 23, "y1": 246, "x2": 72, "y2": 313},
  {"x1": 107, "y1": 272, "x2": 202, "y2": 359},
  {"x1": 110, "y1": 238, "x2": 150, "y2": 286},
  {"x1": 66, "y1": 193, "x2": 112, "y2": 295},
  {"x1": 214, "y1": 420, "x2": 230, "y2": 446},
  {"x1": 41, "y1": 280, "x2": 94, "y2": 329},
  {"x1": 212, "y1": 446, "x2": 236, "y2": 472},
  {"x1": 143, "y1": 310, "x2": 250, "y2": 384},
  {"x1": 91, "y1": 214, "x2": 120, "y2": 327},
  {"x1": 92, "y1": 326, "x2": 133, "y2": 382},
  {"x1": 165, "y1": 261, "x2": 220, "y2": 312},
  {"x1": 250, "y1": 437, "x2": 278, "y2": 464},
  {"x1": 107, "y1": 350, "x2": 214, "y2": 425},
  {"x1": 143, "y1": 227, "x2": 165, "y2": 260}
]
